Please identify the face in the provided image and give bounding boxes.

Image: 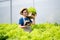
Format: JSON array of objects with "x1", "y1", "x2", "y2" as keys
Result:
[{"x1": 23, "y1": 10, "x2": 28, "y2": 17}]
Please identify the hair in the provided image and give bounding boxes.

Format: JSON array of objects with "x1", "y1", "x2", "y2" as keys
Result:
[{"x1": 20, "y1": 8, "x2": 28, "y2": 15}]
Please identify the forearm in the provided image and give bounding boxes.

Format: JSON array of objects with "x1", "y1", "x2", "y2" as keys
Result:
[
  {"x1": 32, "y1": 18, "x2": 35, "y2": 24},
  {"x1": 19, "y1": 25, "x2": 26, "y2": 28}
]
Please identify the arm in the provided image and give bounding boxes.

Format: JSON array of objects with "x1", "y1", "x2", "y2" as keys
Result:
[
  {"x1": 31, "y1": 15, "x2": 36, "y2": 24},
  {"x1": 32, "y1": 18, "x2": 35, "y2": 24},
  {"x1": 19, "y1": 18, "x2": 26, "y2": 28},
  {"x1": 19, "y1": 25, "x2": 26, "y2": 28}
]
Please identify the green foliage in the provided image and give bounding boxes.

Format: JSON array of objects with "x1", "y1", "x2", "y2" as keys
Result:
[
  {"x1": 28, "y1": 7, "x2": 36, "y2": 15},
  {"x1": 0, "y1": 23, "x2": 60, "y2": 40}
]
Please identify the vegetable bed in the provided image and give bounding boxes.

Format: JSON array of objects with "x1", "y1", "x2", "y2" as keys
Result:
[{"x1": 0, "y1": 23, "x2": 60, "y2": 40}]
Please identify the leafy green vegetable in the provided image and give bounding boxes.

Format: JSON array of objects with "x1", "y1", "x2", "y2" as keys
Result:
[
  {"x1": 0, "y1": 23, "x2": 60, "y2": 40},
  {"x1": 28, "y1": 7, "x2": 36, "y2": 15}
]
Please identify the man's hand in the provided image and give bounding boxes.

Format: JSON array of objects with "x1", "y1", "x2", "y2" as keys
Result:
[
  {"x1": 31, "y1": 15, "x2": 36, "y2": 19},
  {"x1": 19, "y1": 25, "x2": 26, "y2": 28}
]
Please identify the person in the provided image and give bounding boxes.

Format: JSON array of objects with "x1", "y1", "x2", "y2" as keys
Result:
[{"x1": 19, "y1": 8, "x2": 35, "y2": 32}]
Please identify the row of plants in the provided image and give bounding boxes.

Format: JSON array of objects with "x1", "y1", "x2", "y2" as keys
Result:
[{"x1": 0, "y1": 23, "x2": 60, "y2": 40}]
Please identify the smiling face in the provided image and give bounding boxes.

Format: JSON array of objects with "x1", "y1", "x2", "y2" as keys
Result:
[
  {"x1": 23, "y1": 10, "x2": 28, "y2": 17},
  {"x1": 20, "y1": 8, "x2": 28, "y2": 17}
]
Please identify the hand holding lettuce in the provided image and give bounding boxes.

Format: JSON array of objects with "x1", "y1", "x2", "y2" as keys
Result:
[{"x1": 27, "y1": 7, "x2": 37, "y2": 19}]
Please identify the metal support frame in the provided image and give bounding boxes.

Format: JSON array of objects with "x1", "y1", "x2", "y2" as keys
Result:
[
  {"x1": 33, "y1": 0, "x2": 35, "y2": 7},
  {"x1": 10, "y1": 0, "x2": 12, "y2": 24}
]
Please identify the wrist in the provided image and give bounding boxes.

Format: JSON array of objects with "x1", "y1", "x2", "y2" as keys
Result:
[{"x1": 20, "y1": 26, "x2": 26, "y2": 28}]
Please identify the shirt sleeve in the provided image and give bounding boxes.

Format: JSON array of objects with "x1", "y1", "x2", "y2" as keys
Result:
[{"x1": 19, "y1": 18, "x2": 24, "y2": 26}]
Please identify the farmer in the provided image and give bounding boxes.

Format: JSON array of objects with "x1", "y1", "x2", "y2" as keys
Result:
[{"x1": 19, "y1": 8, "x2": 35, "y2": 32}]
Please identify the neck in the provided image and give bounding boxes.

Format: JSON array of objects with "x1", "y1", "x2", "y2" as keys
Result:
[{"x1": 22, "y1": 15, "x2": 26, "y2": 18}]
